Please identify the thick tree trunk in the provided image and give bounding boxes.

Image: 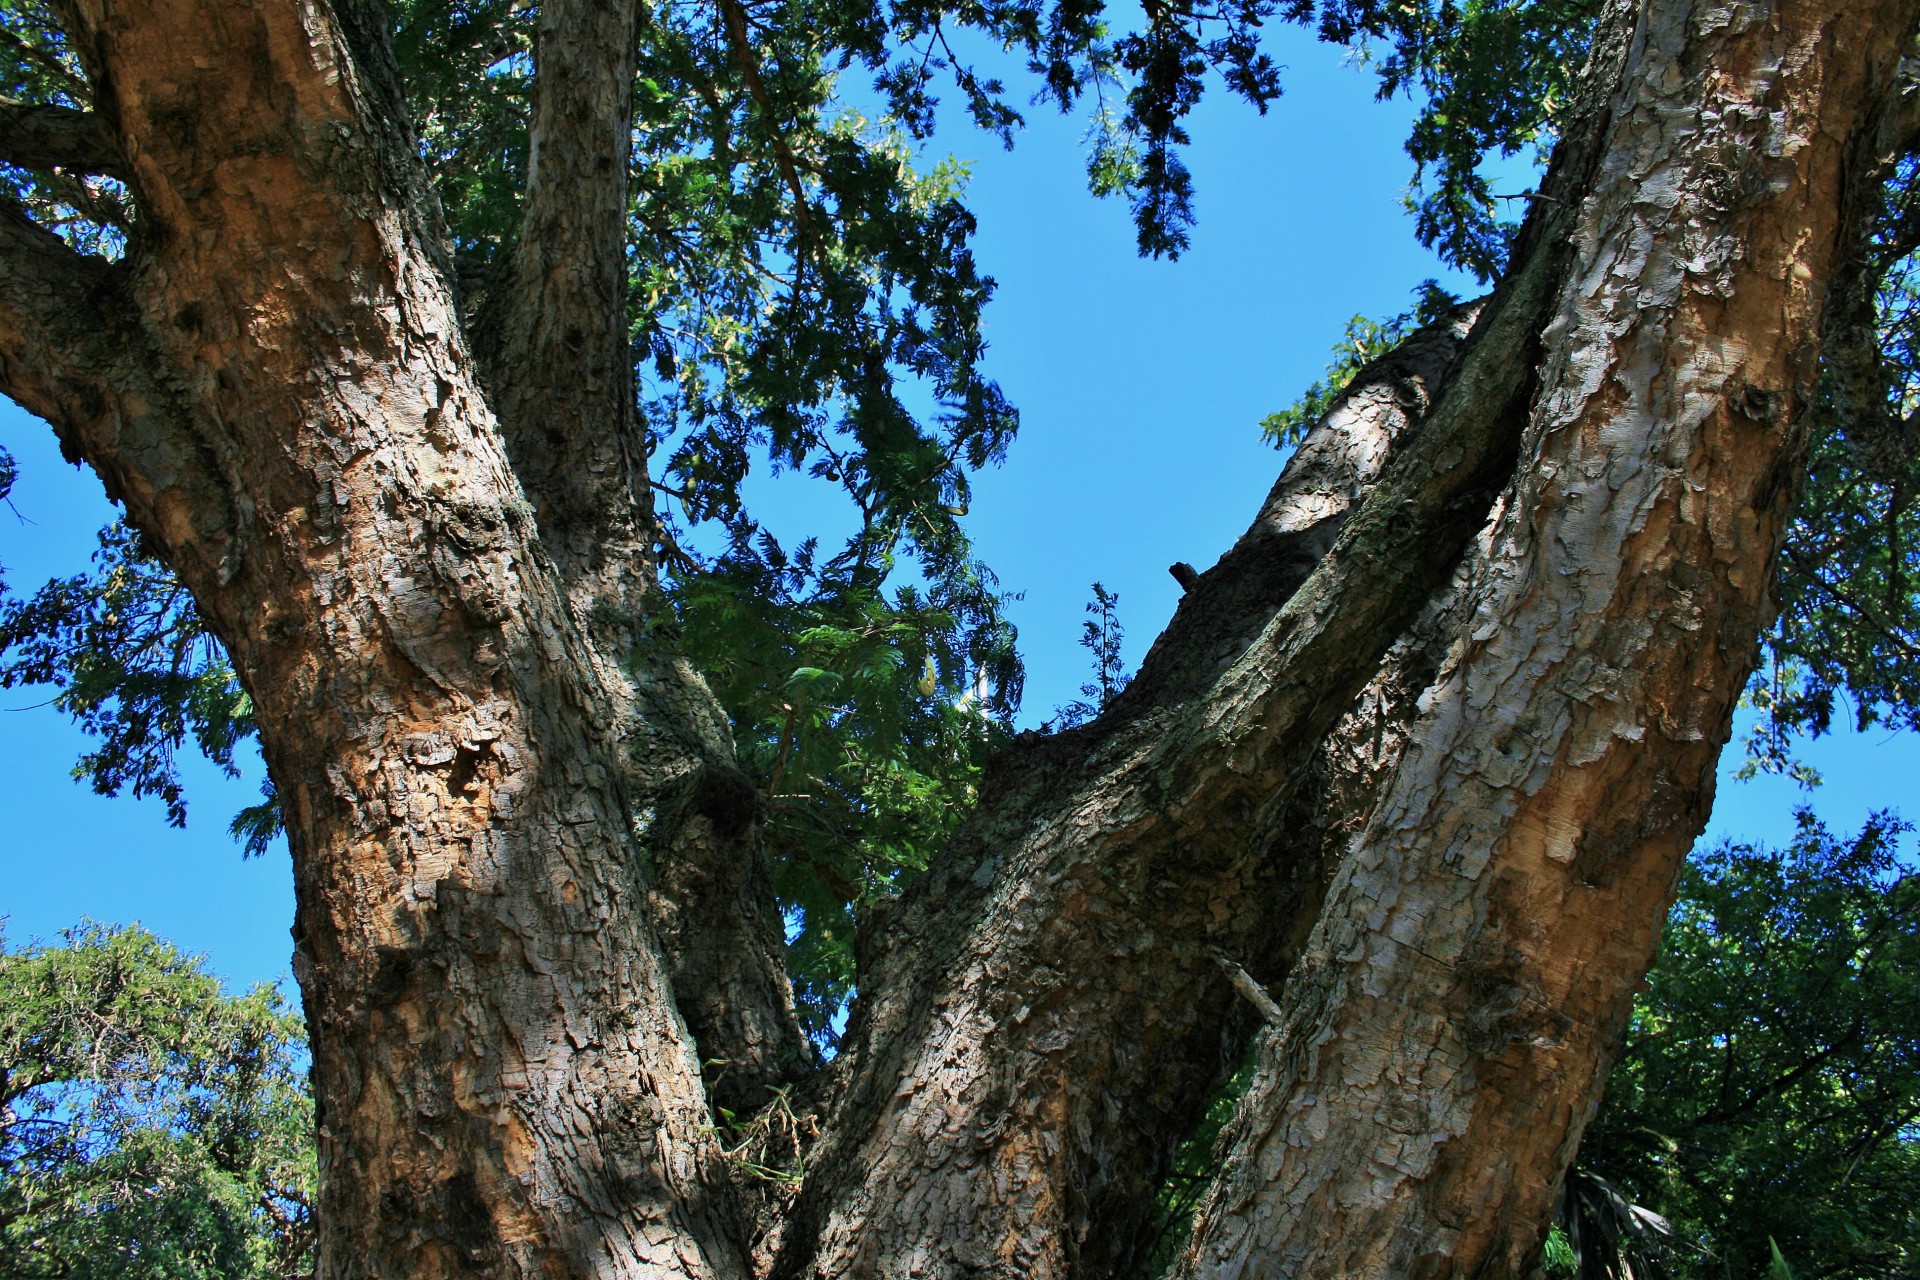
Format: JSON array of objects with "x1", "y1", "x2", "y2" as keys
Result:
[
  {"x1": 9, "y1": 2, "x2": 746, "y2": 1275},
  {"x1": 1, "y1": 0, "x2": 1913, "y2": 1276},
  {"x1": 1171, "y1": 2, "x2": 1918, "y2": 1277}
]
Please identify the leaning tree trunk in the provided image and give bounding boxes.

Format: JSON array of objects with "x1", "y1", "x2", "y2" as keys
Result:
[
  {"x1": 1172, "y1": 3, "x2": 1918, "y2": 1275},
  {"x1": 0, "y1": 0, "x2": 1913, "y2": 1276}
]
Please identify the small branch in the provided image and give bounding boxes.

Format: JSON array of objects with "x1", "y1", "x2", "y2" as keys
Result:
[
  {"x1": 0, "y1": 28, "x2": 89, "y2": 102},
  {"x1": 716, "y1": 0, "x2": 816, "y2": 254},
  {"x1": 765, "y1": 701, "x2": 800, "y2": 802},
  {"x1": 1211, "y1": 949, "x2": 1285, "y2": 1027}
]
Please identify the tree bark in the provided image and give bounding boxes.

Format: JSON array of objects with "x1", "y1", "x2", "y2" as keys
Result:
[
  {"x1": 466, "y1": 0, "x2": 808, "y2": 1113},
  {"x1": 1, "y1": 0, "x2": 1913, "y2": 1276},
  {"x1": 1174, "y1": 1, "x2": 1918, "y2": 1276},
  {"x1": 13, "y1": 2, "x2": 743, "y2": 1275}
]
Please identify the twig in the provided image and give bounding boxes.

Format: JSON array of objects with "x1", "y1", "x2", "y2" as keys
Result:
[
  {"x1": 716, "y1": 0, "x2": 816, "y2": 255},
  {"x1": 1211, "y1": 949, "x2": 1285, "y2": 1027}
]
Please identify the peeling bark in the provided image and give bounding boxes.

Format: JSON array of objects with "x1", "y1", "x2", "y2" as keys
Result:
[
  {"x1": 1, "y1": 0, "x2": 1913, "y2": 1275},
  {"x1": 1175, "y1": 2, "x2": 1918, "y2": 1276}
]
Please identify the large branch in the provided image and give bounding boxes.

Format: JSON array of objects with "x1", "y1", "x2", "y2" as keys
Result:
[
  {"x1": 762, "y1": 190, "x2": 1585, "y2": 1272},
  {"x1": 0, "y1": 204, "x2": 232, "y2": 582},
  {"x1": 758, "y1": 2, "x2": 1657, "y2": 1269},
  {"x1": 474, "y1": 0, "x2": 649, "y2": 616},
  {"x1": 0, "y1": 98, "x2": 123, "y2": 174},
  {"x1": 471, "y1": 0, "x2": 811, "y2": 1110},
  {"x1": 1173, "y1": 1, "x2": 1920, "y2": 1276}
]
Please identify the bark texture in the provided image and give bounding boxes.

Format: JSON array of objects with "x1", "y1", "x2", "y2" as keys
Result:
[
  {"x1": 15, "y1": 2, "x2": 743, "y2": 1276},
  {"x1": 1175, "y1": 1, "x2": 1918, "y2": 1276},
  {"x1": 466, "y1": 0, "x2": 808, "y2": 1112},
  {"x1": 766, "y1": 291, "x2": 1535, "y2": 1279},
  {"x1": 0, "y1": 0, "x2": 1912, "y2": 1276}
]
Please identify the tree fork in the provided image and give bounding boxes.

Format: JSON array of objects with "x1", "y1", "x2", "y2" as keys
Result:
[
  {"x1": 767, "y1": 251, "x2": 1560, "y2": 1276},
  {"x1": 2, "y1": 0, "x2": 1914, "y2": 1275},
  {"x1": 21, "y1": 1, "x2": 747, "y2": 1274}
]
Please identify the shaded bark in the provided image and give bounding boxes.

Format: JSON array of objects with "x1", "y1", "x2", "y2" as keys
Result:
[{"x1": 0, "y1": 98, "x2": 122, "y2": 175}]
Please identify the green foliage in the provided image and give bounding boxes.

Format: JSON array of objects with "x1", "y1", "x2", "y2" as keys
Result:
[
  {"x1": 843, "y1": 0, "x2": 1601, "y2": 269},
  {"x1": 0, "y1": 0, "x2": 132, "y2": 257},
  {"x1": 1542, "y1": 1224, "x2": 1578, "y2": 1278},
  {"x1": 1581, "y1": 814, "x2": 1920, "y2": 1280},
  {"x1": 1141, "y1": 1051, "x2": 1253, "y2": 1276},
  {"x1": 391, "y1": 0, "x2": 532, "y2": 271},
  {"x1": 0, "y1": 922, "x2": 314, "y2": 1279},
  {"x1": 667, "y1": 529, "x2": 1018, "y2": 1046},
  {"x1": 1052, "y1": 581, "x2": 1127, "y2": 729},
  {"x1": 1318, "y1": 0, "x2": 1602, "y2": 279},
  {"x1": 1747, "y1": 154, "x2": 1920, "y2": 778},
  {"x1": 0, "y1": 523, "x2": 254, "y2": 831}
]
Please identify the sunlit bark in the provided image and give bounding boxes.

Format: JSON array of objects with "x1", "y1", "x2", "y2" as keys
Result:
[{"x1": 0, "y1": 0, "x2": 1913, "y2": 1276}]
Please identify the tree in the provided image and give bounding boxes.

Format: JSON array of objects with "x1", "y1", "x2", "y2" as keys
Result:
[
  {"x1": 1579, "y1": 814, "x2": 1920, "y2": 1280},
  {"x1": 0, "y1": 922, "x2": 313, "y2": 1278},
  {"x1": 0, "y1": 0, "x2": 1915, "y2": 1277}
]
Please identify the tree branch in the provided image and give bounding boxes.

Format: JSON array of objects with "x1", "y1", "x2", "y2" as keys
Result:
[
  {"x1": 0, "y1": 201, "x2": 233, "y2": 583},
  {"x1": 765, "y1": 283, "x2": 1521, "y2": 1276},
  {"x1": 717, "y1": 0, "x2": 816, "y2": 254},
  {"x1": 0, "y1": 98, "x2": 122, "y2": 175},
  {"x1": 1173, "y1": 2, "x2": 1919, "y2": 1273},
  {"x1": 472, "y1": 0, "x2": 812, "y2": 1109}
]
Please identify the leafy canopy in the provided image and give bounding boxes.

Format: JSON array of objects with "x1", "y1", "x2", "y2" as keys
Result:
[
  {"x1": 0, "y1": 922, "x2": 314, "y2": 1279},
  {"x1": 1580, "y1": 815, "x2": 1920, "y2": 1280}
]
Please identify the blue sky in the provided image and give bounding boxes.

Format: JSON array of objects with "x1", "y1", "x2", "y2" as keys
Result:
[{"x1": 2, "y1": 26, "x2": 1913, "y2": 992}]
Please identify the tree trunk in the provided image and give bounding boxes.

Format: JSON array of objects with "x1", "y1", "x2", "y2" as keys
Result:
[
  {"x1": 1171, "y1": 2, "x2": 1918, "y2": 1276},
  {"x1": 11, "y1": 2, "x2": 748, "y2": 1275},
  {"x1": 0, "y1": 0, "x2": 1912, "y2": 1276}
]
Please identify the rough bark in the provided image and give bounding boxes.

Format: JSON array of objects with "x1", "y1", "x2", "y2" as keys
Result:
[
  {"x1": 763, "y1": 286, "x2": 1537, "y2": 1278},
  {"x1": 1174, "y1": 1, "x2": 1918, "y2": 1276},
  {"x1": 1, "y1": 0, "x2": 1912, "y2": 1275},
  {"x1": 12, "y1": 2, "x2": 741, "y2": 1275},
  {"x1": 465, "y1": 0, "x2": 807, "y2": 1112}
]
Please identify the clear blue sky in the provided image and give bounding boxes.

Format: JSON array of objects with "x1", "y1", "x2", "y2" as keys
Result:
[{"x1": 2, "y1": 27, "x2": 1913, "y2": 992}]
